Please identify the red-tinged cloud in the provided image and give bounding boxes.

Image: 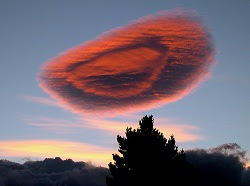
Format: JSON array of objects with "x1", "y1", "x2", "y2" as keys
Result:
[{"x1": 39, "y1": 10, "x2": 215, "y2": 115}]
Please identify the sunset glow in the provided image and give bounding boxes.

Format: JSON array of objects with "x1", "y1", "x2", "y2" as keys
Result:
[{"x1": 0, "y1": 140, "x2": 113, "y2": 167}]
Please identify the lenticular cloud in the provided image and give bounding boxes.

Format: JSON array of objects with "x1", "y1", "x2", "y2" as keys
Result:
[{"x1": 39, "y1": 10, "x2": 215, "y2": 115}]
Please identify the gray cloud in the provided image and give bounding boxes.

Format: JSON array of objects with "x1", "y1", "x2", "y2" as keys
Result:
[
  {"x1": 0, "y1": 157, "x2": 109, "y2": 186},
  {"x1": 186, "y1": 143, "x2": 250, "y2": 186}
]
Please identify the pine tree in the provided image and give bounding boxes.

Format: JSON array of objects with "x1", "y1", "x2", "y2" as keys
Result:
[{"x1": 106, "y1": 115, "x2": 201, "y2": 186}]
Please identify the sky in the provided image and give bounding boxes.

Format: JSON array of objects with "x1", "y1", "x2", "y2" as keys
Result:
[{"x1": 0, "y1": 0, "x2": 250, "y2": 167}]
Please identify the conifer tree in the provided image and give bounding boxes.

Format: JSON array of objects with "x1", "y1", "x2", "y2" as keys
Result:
[{"x1": 106, "y1": 115, "x2": 201, "y2": 186}]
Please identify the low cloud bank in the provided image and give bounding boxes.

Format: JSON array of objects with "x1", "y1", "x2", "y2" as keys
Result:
[
  {"x1": 186, "y1": 143, "x2": 250, "y2": 186},
  {"x1": 0, "y1": 157, "x2": 109, "y2": 186}
]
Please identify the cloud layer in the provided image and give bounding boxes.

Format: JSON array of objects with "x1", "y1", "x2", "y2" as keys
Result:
[
  {"x1": 186, "y1": 143, "x2": 250, "y2": 186},
  {"x1": 39, "y1": 10, "x2": 214, "y2": 115},
  {"x1": 0, "y1": 158, "x2": 109, "y2": 186}
]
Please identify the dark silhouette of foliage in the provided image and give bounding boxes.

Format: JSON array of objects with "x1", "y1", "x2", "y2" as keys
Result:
[
  {"x1": 24, "y1": 157, "x2": 85, "y2": 173},
  {"x1": 107, "y1": 115, "x2": 202, "y2": 186}
]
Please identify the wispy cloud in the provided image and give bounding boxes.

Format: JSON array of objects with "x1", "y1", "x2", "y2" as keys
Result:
[
  {"x1": 84, "y1": 117, "x2": 202, "y2": 142},
  {"x1": 17, "y1": 115, "x2": 203, "y2": 167},
  {"x1": 0, "y1": 140, "x2": 114, "y2": 167},
  {"x1": 22, "y1": 95, "x2": 61, "y2": 107},
  {"x1": 22, "y1": 115, "x2": 203, "y2": 142},
  {"x1": 21, "y1": 115, "x2": 89, "y2": 134}
]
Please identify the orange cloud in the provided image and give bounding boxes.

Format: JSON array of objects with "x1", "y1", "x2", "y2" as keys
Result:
[
  {"x1": 0, "y1": 140, "x2": 113, "y2": 167},
  {"x1": 246, "y1": 162, "x2": 250, "y2": 168},
  {"x1": 39, "y1": 10, "x2": 215, "y2": 116}
]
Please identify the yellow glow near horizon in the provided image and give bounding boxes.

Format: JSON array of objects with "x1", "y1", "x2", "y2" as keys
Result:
[
  {"x1": 246, "y1": 162, "x2": 250, "y2": 168},
  {"x1": 0, "y1": 140, "x2": 114, "y2": 167}
]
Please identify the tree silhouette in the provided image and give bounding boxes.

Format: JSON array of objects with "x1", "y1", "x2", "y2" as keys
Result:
[{"x1": 106, "y1": 115, "x2": 202, "y2": 186}]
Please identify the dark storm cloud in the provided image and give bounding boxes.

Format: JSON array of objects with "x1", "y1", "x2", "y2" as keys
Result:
[
  {"x1": 0, "y1": 157, "x2": 109, "y2": 186},
  {"x1": 186, "y1": 143, "x2": 250, "y2": 186},
  {"x1": 39, "y1": 10, "x2": 215, "y2": 116}
]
